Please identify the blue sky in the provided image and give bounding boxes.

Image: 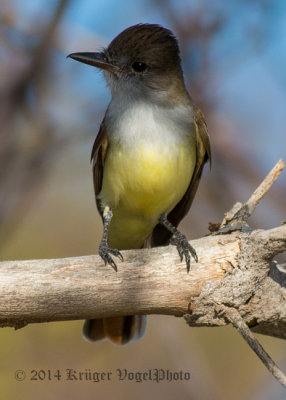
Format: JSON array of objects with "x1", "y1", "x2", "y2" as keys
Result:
[{"x1": 8, "y1": 0, "x2": 286, "y2": 170}]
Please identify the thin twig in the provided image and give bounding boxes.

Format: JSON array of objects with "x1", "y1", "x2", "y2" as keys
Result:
[
  {"x1": 221, "y1": 159, "x2": 285, "y2": 227},
  {"x1": 246, "y1": 159, "x2": 285, "y2": 214},
  {"x1": 220, "y1": 305, "x2": 286, "y2": 389}
]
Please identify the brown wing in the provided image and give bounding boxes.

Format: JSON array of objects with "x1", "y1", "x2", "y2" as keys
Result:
[
  {"x1": 151, "y1": 104, "x2": 211, "y2": 246},
  {"x1": 91, "y1": 119, "x2": 109, "y2": 217}
]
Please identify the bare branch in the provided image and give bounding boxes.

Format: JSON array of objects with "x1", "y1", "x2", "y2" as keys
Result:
[
  {"x1": 0, "y1": 224, "x2": 285, "y2": 333},
  {"x1": 245, "y1": 159, "x2": 285, "y2": 213},
  {"x1": 221, "y1": 159, "x2": 285, "y2": 227},
  {"x1": 0, "y1": 233, "x2": 239, "y2": 327},
  {"x1": 220, "y1": 306, "x2": 286, "y2": 389}
]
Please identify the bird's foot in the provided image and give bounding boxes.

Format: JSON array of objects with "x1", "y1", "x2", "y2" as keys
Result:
[
  {"x1": 99, "y1": 242, "x2": 123, "y2": 272},
  {"x1": 170, "y1": 231, "x2": 198, "y2": 273}
]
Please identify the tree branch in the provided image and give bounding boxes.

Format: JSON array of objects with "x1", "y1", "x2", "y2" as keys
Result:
[
  {"x1": 1, "y1": 222, "x2": 285, "y2": 332},
  {"x1": 220, "y1": 306, "x2": 286, "y2": 389},
  {"x1": 0, "y1": 232, "x2": 241, "y2": 327},
  {"x1": 220, "y1": 159, "x2": 285, "y2": 227}
]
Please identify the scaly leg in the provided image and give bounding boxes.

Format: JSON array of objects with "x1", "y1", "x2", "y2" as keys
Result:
[
  {"x1": 99, "y1": 207, "x2": 123, "y2": 271},
  {"x1": 159, "y1": 214, "x2": 198, "y2": 272}
]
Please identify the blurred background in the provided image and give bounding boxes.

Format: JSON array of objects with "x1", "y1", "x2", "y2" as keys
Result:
[{"x1": 0, "y1": 0, "x2": 285, "y2": 399}]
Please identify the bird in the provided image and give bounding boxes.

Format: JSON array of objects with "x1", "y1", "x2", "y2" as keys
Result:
[{"x1": 68, "y1": 23, "x2": 211, "y2": 345}]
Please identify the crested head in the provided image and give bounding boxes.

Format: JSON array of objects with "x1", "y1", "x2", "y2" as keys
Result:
[
  {"x1": 106, "y1": 24, "x2": 182, "y2": 74},
  {"x1": 68, "y1": 24, "x2": 190, "y2": 105},
  {"x1": 104, "y1": 24, "x2": 189, "y2": 104}
]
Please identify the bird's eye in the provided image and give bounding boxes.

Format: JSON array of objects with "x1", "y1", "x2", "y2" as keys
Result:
[{"x1": 132, "y1": 62, "x2": 147, "y2": 72}]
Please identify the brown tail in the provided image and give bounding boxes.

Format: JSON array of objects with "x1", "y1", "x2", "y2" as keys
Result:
[{"x1": 83, "y1": 315, "x2": 147, "y2": 345}]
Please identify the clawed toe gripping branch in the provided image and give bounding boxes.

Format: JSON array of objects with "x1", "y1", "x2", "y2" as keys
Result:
[
  {"x1": 159, "y1": 214, "x2": 198, "y2": 272},
  {"x1": 0, "y1": 160, "x2": 285, "y2": 388}
]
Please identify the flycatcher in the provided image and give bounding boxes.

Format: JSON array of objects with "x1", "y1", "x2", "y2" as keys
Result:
[{"x1": 68, "y1": 23, "x2": 211, "y2": 345}]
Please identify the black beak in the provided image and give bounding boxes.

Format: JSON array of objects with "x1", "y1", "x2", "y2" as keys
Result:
[{"x1": 67, "y1": 52, "x2": 120, "y2": 74}]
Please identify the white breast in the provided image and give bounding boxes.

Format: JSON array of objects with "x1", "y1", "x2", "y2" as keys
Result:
[{"x1": 105, "y1": 98, "x2": 195, "y2": 148}]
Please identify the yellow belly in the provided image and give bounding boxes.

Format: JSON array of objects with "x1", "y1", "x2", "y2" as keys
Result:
[{"x1": 99, "y1": 139, "x2": 196, "y2": 249}]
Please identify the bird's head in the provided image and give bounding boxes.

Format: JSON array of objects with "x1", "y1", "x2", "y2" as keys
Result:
[{"x1": 68, "y1": 24, "x2": 186, "y2": 102}]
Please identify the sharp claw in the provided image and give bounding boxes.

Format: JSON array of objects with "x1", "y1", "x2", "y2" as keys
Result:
[
  {"x1": 110, "y1": 248, "x2": 124, "y2": 262},
  {"x1": 185, "y1": 253, "x2": 191, "y2": 273},
  {"x1": 110, "y1": 259, "x2": 118, "y2": 272},
  {"x1": 99, "y1": 244, "x2": 123, "y2": 271},
  {"x1": 188, "y1": 244, "x2": 198, "y2": 263},
  {"x1": 170, "y1": 231, "x2": 198, "y2": 271},
  {"x1": 186, "y1": 260, "x2": 190, "y2": 273}
]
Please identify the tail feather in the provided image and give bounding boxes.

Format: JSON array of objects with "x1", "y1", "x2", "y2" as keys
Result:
[{"x1": 83, "y1": 315, "x2": 147, "y2": 345}]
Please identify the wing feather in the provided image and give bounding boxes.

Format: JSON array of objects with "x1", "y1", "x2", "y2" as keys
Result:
[{"x1": 91, "y1": 120, "x2": 108, "y2": 216}]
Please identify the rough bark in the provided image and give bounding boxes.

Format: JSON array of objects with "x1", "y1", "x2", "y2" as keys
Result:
[{"x1": 0, "y1": 223, "x2": 285, "y2": 338}]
